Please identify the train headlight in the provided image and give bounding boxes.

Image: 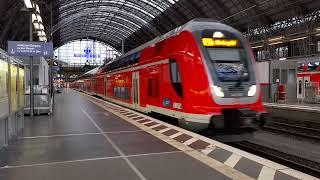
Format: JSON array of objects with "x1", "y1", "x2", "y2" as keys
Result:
[
  {"x1": 212, "y1": 86, "x2": 224, "y2": 98},
  {"x1": 248, "y1": 85, "x2": 257, "y2": 97}
]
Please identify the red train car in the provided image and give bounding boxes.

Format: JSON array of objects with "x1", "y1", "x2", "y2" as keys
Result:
[
  {"x1": 72, "y1": 19, "x2": 266, "y2": 131},
  {"x1": 297, "y1": 61, "x2": 320, "y2": 100}
]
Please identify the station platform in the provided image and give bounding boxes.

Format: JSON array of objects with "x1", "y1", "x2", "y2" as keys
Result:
[
  {"x1": 264, "y1": 102, "x2": 320, "y2": 112},
  {"x1": 0, "y1": 90, "x2": 316, "y2": 180},
  {"x1": 264, "y1": 102, "x2": 320, "y2": 123}
]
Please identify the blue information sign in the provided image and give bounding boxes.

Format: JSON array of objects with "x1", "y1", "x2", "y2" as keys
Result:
[
  {"x1": 163, "y1": 98, "x2": 171, "y2": 107},
  {"x1": 7, "y1": 41, "x2": 53, "y2": 57}
]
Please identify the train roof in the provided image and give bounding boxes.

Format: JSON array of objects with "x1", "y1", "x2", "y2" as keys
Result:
[
  {"x1": 115, "y1": 18, "x2": 236, "y2": 62},
  {"x1": 97, "y1": 18, "x2": 243, "y2": 76},
  {"x1": 81, "y1": 66, "x2": 101, "y2": 78}
]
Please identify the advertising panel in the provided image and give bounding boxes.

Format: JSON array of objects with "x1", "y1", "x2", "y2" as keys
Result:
[
  {"x1": 0, "y1": 59, "x2": 9, "y2": 118},
  {"x1": 19, "y1": 68, "x2": 25, "y2": 108},
  {"x1": 10, "y1": 65, "x2": 18, "y2": 112}
]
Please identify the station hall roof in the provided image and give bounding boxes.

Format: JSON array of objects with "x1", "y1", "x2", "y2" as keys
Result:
[{"x1": 0, "y1": 0, "x2": 320, "y2": 52}]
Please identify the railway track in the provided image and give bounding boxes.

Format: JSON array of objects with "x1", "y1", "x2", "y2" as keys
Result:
[
  {"x1": 229, "y1": 141, "x2": 320, "y2": 178},
  {"x1": 264, "y1": 121, "x2": 320, "y2": 140}
]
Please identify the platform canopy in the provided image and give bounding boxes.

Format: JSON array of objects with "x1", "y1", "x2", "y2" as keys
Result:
[{"x1": 1, "y1": 0, "x2": 320, "y2": 52}]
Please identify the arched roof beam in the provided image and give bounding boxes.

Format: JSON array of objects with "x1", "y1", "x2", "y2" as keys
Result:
[
  {"x1": 57, "y1": 17, "x2": 157, "y2": 47},
  {"x1": 58, "y1": 34, "x2": 119, "y2": 49},
  {"x1": 54, "y1": 37, "x2": 120, "y2": 51},
  {"x1": 60, "y1": 20, "x2": 133, "y2": 38},
  {"x1": 59, "y1": 3, "x2": 155, "y2": 20},
  {"x1": 54, "y1": 7, "x2": 149, "y2": 35},
  {"x1": 59, "y1": 28, "x2": 124, "y2": 43},
  {"x1": 55, "y1": 0, "x2": 175, "y2": 13}
]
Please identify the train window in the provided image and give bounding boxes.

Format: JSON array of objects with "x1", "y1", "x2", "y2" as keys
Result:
[
  {"x1": 305, "y1": 80, "x2": 309, "y2": 88},
  {"x1": 125, "y1": 87, "x2": 130, "y2": 100},
  {"x1": 129, "y1": 55, "x2": 135, "y2": 65},
  {"x1": 134, "y1": 51, "x2": 141, "y2": 64},
  {"x1": 116, "y1": 62, "x2": 120, "y2": 69},
  {"x1": 120, "y1": 87, "x2": 125, "y2": 98},
  {"x1": 298, "y1": 80, "x2": 302, "y2": 94},
  {"x1": 113, "y1": 87, "x2": 118, "y2": 97},
  {"x1": 170, "y1": 60, "x2": 183, "y2": 97},
  {"x1": 120, "y1": 59, "x2": 125, "y2": 68},
  {"x1": 124, "y1": 57, "x2": 130, "y2": 66},
  {"x1": 114, "y1": 86, "x2": 130, "y2": 100},
  {"x1": 110, "y1": 64, "x2": 114, "y2": 71}
]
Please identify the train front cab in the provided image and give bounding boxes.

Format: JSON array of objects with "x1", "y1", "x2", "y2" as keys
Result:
[{"x1": 176, "y1": 23, "x2": 265, "y2": 131}]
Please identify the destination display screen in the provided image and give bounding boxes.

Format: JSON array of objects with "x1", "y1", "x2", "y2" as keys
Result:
[
  {"x1": 202, "y1": 38, "x2": 239, "y2": 47},
  {"x1": 201, "y1": 30, "x2": 240, "y2": 48}
]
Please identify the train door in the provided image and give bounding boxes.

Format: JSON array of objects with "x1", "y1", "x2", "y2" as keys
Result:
[
  {"x1": 104, "y1": 77, "x2": 107, "y2": 99},
  {"x1": 297, "y1": 77, "x2": 303, "y2": 99},
  {"x1": 297, "y1": 76, "x2": 310, "y2": 99},
  {"x1": 132, "y1": 71, "x2": 140, "y2": 108},
  {"x1": 304, "y1": 76, "x2": 310, "y2": 99},
  {"x1": 92, "y1": 78, "x2": 96, "y2": 95}
]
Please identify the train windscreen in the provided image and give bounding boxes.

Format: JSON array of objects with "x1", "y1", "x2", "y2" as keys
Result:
[
  {"x1": 207, "y1": 48, "x2": 249, "y2": 82},
  {"x1": 201, "y1": 30, "x2": 251, "y2": 83}
]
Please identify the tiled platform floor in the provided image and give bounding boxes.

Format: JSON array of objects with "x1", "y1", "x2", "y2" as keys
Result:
[{"x1": 0, "y1": 91, "x2": 230, "y2": 180}]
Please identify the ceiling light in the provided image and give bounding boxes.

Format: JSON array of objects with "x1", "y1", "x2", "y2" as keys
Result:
[
  {"x1": 268, "y1": 36, "x2": 284, "y2": 42},
  {"x1": 36, "y1": 14, "x2": 42, "y2": 23},
  {"x1": 33, "y1": 22, "x2": 40, "y2": 30},
  {"x1": 24, "y1": 0, "x2": 33, "y2": 8},
  {"x1": 289, "y1": 37, "x2": 307, "y2": 41},
  {"x1": 36, "y1": 4, "x2": 40, "y2": 13},
  {"x1": 251, "y1": 45, "x2": 263, "y2": 49},
  {"x1": 32, "y1": 14, "x2": 37, "y2": 22},
  {"x1": 38, "y1": 31, "x2": 46, "y2": 36},
  {"x1": 39, "y1": 24, "x2": 44, "y2": 30},
  {"x1": 268, "y1": 41, "x2": 284, "y2": 46}
]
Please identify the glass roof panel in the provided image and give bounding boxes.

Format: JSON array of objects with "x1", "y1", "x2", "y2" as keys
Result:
[
  {"x1": 54, "y1": 39, "x2": 121, "y2": 67},
  {"x1": 54, "y1": 0, "x2": 180, "y2": 49}
]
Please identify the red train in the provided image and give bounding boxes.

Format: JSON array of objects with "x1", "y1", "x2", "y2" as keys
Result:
[{"x1": 71, "y1": 19, "x2": 266, "y2": 131}]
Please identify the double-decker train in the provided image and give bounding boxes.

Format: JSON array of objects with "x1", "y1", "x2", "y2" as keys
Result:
[{"x1": 71, "y1": 19, "x2": 266, "y2": 131}]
